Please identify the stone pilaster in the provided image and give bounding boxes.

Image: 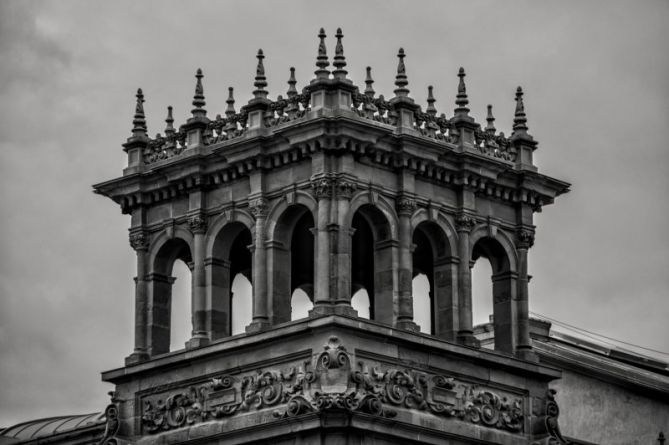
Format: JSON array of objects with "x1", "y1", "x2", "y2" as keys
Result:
[
  {"x1": 247, "y1": 197, "x2": 271, "y2": 332},
  {"x1": 516, "y1": 229, "x2": 535, "y2": 360},
  {"x1": 396, "y1": 195, "x2": 419, "y2": 331},
  {"x1": 186, "y1": 214, "x2": 209, "y2": 348},
  {"x1": 310, "y1": 176, "x2": 333, "y2": 315},
  {"x1": 126, "y1": 231, "x2": 150, "y2": 364},
  {"x1": 455, "y1": 213, "x2": 477, "y2": 346}
]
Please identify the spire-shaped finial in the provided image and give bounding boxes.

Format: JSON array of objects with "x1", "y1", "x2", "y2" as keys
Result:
[
  {"x1": 332, "y1": 27, "x2": 348, "y2": 80},
  {"x1": 513, "y1": 86, "x2": 528, "y2": 131},
  {"x1": 225, "y1": 87, "x2": 236, "y2": 117},
  {"x1": 165, "y1": 106, "x2": 174, "y2": 134},
  {"x1": 454, "y1": 67, "x2": 469, "y2": 113},
  {"x1": 132, "y1": 88, "x2": 147, "y2": 135},
  {"x1": 253, "y1": 49, "x2": 268, "y2": 99},
  {"x1": 191, "y1": 68, "x2": 206, "y2": 117},
  {"x1": 314, "y1": 28, "x2": 330, "y2": 80},
  {"x1": 426, "y1": 85, "x2": 437, "y2": 116},
  {"x1": 287, "y1": 67, "x2": 298, "y2": 98},
  {"x1": 394, "y1": 48, "x2": 409, "y2": 97},
  {"x1": 485, "y1": 104, "x2": 496, "y2": 133},
  {"x1": 364, "y1": 66, "x2": 375, "y2": 98}
]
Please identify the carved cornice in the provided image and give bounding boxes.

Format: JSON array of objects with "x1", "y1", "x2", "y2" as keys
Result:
[
  {"x1": 129, "y1": 231, "x2": 149, "y2": 251},
  {"x1": 455, "y1": 213, "x2": 476, "y2": 232},
  {"x1": 396, "y1": 196, "x2": 417, "y2": 216},
  {"x1": 249, "y1": 197, "x2": 269, "y2": 218},
  {"x1": 188, "y1": 214, "x2": 208, "y2": 234},
  {"x1": 140, "y1": 336, "x2": 524, "y2": 435}
]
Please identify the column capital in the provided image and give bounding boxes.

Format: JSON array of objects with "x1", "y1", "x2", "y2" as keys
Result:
[
  {"x1": 396, "y1": 195, "x2": 417, "y2": 216},
  {"x1": 516, "y1": 229, "x2": 535, "y2": 248},
  {"x1": 249, "y1": 197, "x2": 269, "y2": 218},
  {"x1": 336, "y1": 179, "x2": 356, "y2": 200},
  {"x1": 311, "y1": 176, "x2": 334, "y2": 200},
  {"x1": 129, "y1": 231, "x2": 149, "y2": 251},
  {"x1": 455, "y1": 213, "x2": 476, "y2": 232},
  {"x1": 188, "y1": 214, "x2": 208, "y2": 234}
]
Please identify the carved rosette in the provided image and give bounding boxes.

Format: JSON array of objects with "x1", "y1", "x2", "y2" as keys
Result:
[
  {"x1": 396, "y1": 196, "x2": 417, "y2": 216},
  {"x1": 249, "y1": 197, "x2": 269, "y2": 219},
  {"x1": 139, "y1": 336, "x2": 525, "y2": 435},
  {"x1": 517, "y1": 229, "x2": 535, "y2": 249},
  {"x1": 188, "y1": 215, "x2": 207, "y2": 234},
  {"x1": 455, "y1": 213, "x2": 476, "y2": 232},
  {"x1": 129, "y1": 231, "x2": 148, "y2": 251},
  {"x1": 311, "y1": 177, "x2": 334, "y2": 200}
]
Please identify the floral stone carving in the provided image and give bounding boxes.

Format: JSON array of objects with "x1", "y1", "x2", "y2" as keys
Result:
[{"x1": 140, "y1": 336, "x2": 524, "y2": 434}]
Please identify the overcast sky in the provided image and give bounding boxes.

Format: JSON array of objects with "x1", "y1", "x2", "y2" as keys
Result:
[{"x1": 1, "y1": 0, "x2": 667, "y2": 427}]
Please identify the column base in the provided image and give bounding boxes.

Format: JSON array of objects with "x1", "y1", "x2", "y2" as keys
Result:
[
  {"x1": 333, "y1": 304, "x2": 358, "y2": 317},
  {"x1": 309, "y1": 304, "x2": 336, "y2": 317},
  {"x1": 515, "y1": 346, "x2": 538, "y2": 362},
  {"x1": 396, "y1": 320, "x2": 420, "y2": 332},
  {"x1": 245, "y1": 320, "x2": 272, "y2": 333},
  {"x1": 456, "y1": 331, "x2": 479, "y2": 347},
  {"x1": 125, "y1": 351, "x2": 150, "y2": 366},
  {"x1": 186, "y1": 336, "x2": 210, "y2": 349}
]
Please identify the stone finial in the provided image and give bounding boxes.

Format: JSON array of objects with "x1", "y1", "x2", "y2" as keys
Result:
[
  {"x1": 165, "y1": 106, "x2": 175, "y2": 134},
  {"x1": 225, "y1": 87, "x2": 236, "y2": 117},
  {"x1": 454, "y1": 67, "x2": 470, "y2": 114},
  {"x1": 315, "y1": 28, "x2": 330, "y2": 80},
  {"x1": 426, "y1": 85, "x2": 437, "y2": 117},
  {"x1": 191, "y1": 68, "x2": 206, "y2": 117},
  {"x1": 132, "y1": 88, "x2": 147, "y2": 136},
  {"x1": 513, "y1": 86, "x2": 528, "y2": 132},
  {"x1": 253, "y1": 49, "x2": 268, "y2": 99},
  {"x1": 332, "y1": 27, "x2": 348, "y2": 80},
  {"x1": 485, "y1": 104, "x2": 496, "y2": 133},
  {"x1": 287, "y1": 67, "x2": 298, "y2": 98},
  {"x1": 364, "y1": 66, "x2": 375, "y2": 98},
  {"x1": 393, "y1": 48, "x2": 409, "y2": 97}
]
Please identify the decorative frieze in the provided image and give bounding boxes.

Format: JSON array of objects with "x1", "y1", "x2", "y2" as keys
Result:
[{"x1": 140, "y1": 337, "x2": 524, "y2": 435}]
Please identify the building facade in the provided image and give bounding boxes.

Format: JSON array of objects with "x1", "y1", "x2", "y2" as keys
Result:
[{"x1": 1, "y1": 29, "x2": 667, "y2": 445}]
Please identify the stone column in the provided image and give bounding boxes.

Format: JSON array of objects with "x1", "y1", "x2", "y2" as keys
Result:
[
  {"x1": 332, "y1": 179, "x2": 356, "y2": 316},
  {"x1": 126, "y1": 231, "x2": 150, "y2": 364},
  {"x1": 311, "y1": 177, "x2": 333, "y2": 315},
  {"x1": 187, "y1": 215, "x2": 209, "y2": 348},
  {"x1": 247, "y1": 197, "x2": 271, "y2": 332},
  {"x1": 455, "y1": 213, "x2": 477, "y2": 345},
  {"x1": 396, "y1": 196, "x2": 419, "y2": 331},
  {"x1": 516, "y1": 230, "x2": 535, "y2": 360}
]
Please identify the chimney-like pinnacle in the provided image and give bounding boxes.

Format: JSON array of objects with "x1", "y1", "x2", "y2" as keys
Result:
[
  {"x1": 364, "y1": 66, "x2": 375, "y2": 98},
  {"x1": 454, "y1": 67, "x2": 470, "y2": 114},
  {"x1": 191, "y1": 68, "x2": 206, "y2": 117},
  {"x1": 427, "y1": 85, "x2": 437, "y2": 117},
  {"x1": 132, "y1": 88, "x2": 147, "y2": 136},
  {"x1": 314, "y1": 28, "x2": 330, "y2": 80},
  {"x1": 225, "y1": 87, "x2": 236, "y2": 117},
  {"x1": 513, "y1": 86, "x2": 528, "y2": 132},
  {"x1": 332, "y1": 27, "x2": 348, "y2": 80},
  {"x1": 287, "y1": 67, "x2": 298, "y2": 98},
  {"x1": 253, "y1": 49, "x2": 268, "y2": 99},
  {"x1": 393, "y1": 48, "x2": 409, "y2": 97},
  {"x1": 165, "y1": 105, "x2": 174, "y2": 134},
  {"x1": 485, "y1": 104, "x2": 496, "y2": 133}
]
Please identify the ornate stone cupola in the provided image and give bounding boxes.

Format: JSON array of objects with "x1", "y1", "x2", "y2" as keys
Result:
[{"x1": 93, "y1": 28, "x2": 571, "y2": 444}]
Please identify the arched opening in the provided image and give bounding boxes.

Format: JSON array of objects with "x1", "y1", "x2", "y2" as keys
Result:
[
  {"x1": 149, "y1": 237, "x2": 192, "y2": 356},
  {"x1": 170, "y1": 260, "x2": 192, "y2": 351},
  {"x1": 472, "y1": 237, "x2": 516, "y2": 353},
  {"x1": 351, "y1": 205, "x2": 393, "y2": 324},
  {"x1": 412, "y1": 221, "x2": 456, "y2": 339},
  {"x1": 412, "y1": 274, "x2": 431, "y2": 334},
  {"x1": 231, "y1": 273, "x2": 252, "y2": 335},
  {"x1": 270, "y1": 204, "x2": 315, "y2": 324},
  {"x1": 351, "y1": 288, "x2": 370, "y2": 319},
  {"x1": 472, "y1": 260, "x2": 494, "y2": 326},
  {"x1": 290, "y1": 288, "x2": 313, "y2": 320},
  {"x1": 210, "y1": 222, "x2": 253, "y2": 339}
]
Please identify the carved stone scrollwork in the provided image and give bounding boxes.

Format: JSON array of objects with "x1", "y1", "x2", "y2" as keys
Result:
[
  {"x1": 188, "y1": 215, "x2": 207, "y2": 234},
  {"x1": 97, "y1": 393, "x2": 120, "y2": 445},
  {"x1": 311, "y1": 177, "x2": 334, "y2": 200},
  {"x1": 517, "y1": 229, "x2": 535, "y2": 249},
  {"x1": 455, "y1": 213, "x2": 476, "y2": 232},
  {"x1": 129, "y1": 231, "x2": 148, "y2": 251},
  {"x1": 396, "y1": 196, "x2": 417, "y2": 216},
  {"x1": 249, "y1": 197, "x2": 269, "y2": 218}
]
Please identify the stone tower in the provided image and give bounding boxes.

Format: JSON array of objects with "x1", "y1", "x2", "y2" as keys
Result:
[{"x1": 94, "y1": 28, "x2": 570, "y2": 444}]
